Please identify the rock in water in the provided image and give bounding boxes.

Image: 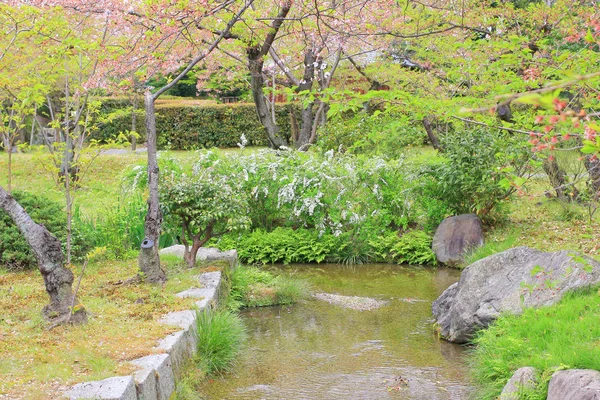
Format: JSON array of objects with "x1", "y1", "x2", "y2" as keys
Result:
[
  {"x1": 432, "y1": 214, "x2": 484, "y2": 265},
  {"x1": 547, "y1": 369, "x2": 600, "y2": 400},
  {"x1": 432, "y1": 246, "x2": 600, "y2": 343}
]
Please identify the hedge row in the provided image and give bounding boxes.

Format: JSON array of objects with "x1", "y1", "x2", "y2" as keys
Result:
[{"x1": 96, "y1": 101, "x2": 296, "y2": 149}]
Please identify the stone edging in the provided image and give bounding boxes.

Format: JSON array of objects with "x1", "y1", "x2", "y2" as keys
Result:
[{"x1": 64, "y1": 258, "x2": 232, "y2": 400}]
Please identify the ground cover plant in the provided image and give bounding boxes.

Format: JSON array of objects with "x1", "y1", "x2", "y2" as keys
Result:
[
  {"x1": 469, "y1": 287, "x2": 600, "y2": 399},
  {"x1": 227, "y1": 265, "x2": 310, "y2": 310}
]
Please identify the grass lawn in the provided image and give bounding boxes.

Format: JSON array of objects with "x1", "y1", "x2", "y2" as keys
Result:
[
  {"x1": 0, "y1": 145, "x2": 598, "y2": 398},
  {"x1": 470, "y1": 287, "x2": 600, "y2": 399},
  {"x1": 0, "y1": 257, "x2": 207, "y2": 399},
  {"x1": 0, "y1": 147, "x2": 257, "y2": 218}
]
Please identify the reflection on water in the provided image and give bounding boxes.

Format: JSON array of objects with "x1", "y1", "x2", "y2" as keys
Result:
[{"x1": 198, "y1": 264, "x2": 472, "y2": 399}]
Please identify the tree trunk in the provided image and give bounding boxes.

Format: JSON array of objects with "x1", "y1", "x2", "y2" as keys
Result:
[
  {"x1": 543, "y1": 157, "x2": 577, "y2": 201},
  {"x1": 585, "y1": 155, "x2": 600, "y2": 200},
  {"x1": 295, "y1": 50, "x2": 318, "y2": 150},
  {"x1": 248, "y1": 48, "x2": 287, "y2": 149},
  {"x1": 0, "y1": 186, "x2": 86, "y2": 323},
  {"x1": 131, "y1": 94, "x2": 138, "y2": 151},
  {"x1": 297, "y1": 103, "x2": 314, "y2": 149},
  {"x1": 138, "y1": 91, "x2": 167, "y2": 284},
  {"x1": 288, "y1": 104, "x2": 300, "y2": 144},
  {"x1": 184, "y1": 240, "x2": 203, "y2": 268},
  {"x1": 423, "y1": 117, "x2": 443, "y2": 151},
  {"x1": 7, "y1": 143, "x2": 12, "y2": 193}
]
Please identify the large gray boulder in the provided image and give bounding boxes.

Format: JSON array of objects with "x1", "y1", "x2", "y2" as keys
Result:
[
  {"x1": 432, "y1": 246, "x2": 600, "y2": 343},
  {"x1": 432, "y1": 214, "x2": 484, "y2": 265},
  {"x1": 547, "y1": 369, "x2": 600, "y2": 400},
  {"x1": 500, "y1": 367, "x2": 538, "y2": 399}
]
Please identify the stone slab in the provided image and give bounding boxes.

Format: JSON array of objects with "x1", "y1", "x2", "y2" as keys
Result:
[
  {"x1": 156, "y1": 329, "x2": 197, "y2": 377},
  {"x1": 65, "y1": 376, "x2": 137, "y2": 400},
  {"x1": 159, "y1": 310, "x2": 196, "y2": 331},
  {"x1": 131, "y1": 354, "x2": 175, "y2": 400},
  {"x1": 175, "y1": 287, "x2": 211, "y2": 299}
]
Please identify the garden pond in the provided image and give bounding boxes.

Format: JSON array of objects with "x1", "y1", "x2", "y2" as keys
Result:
[{"x1": 199, "y1": 264, "x2": 472, "y2": 399}]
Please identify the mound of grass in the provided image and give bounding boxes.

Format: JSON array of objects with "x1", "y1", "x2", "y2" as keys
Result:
[
  {"x1": 228, "y1": 266, "x2": 309, "y2": 310},
  {"x1": 461, "y1": 233, "x2": 519, "y2": 268},
  {"x1": 469, "y1": 287, "x2": 600, "y2": 399},
  {"x1": 195, "y1": 309, "x2": 247, "y2": 375}
]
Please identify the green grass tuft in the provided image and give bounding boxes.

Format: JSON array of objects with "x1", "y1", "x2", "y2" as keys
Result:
[
  {"x1": 469, "y1": 286, "x2": 600, "y2": 399},
  {"x1": 228, "y1": 266, "x2": 309, "y2": 310},
  {"x1": 461, "y1": 233, "x2": 519, "y2": 268},
  {"x1": 195, "y1": 309, "x2": 247, "y2": 375}
]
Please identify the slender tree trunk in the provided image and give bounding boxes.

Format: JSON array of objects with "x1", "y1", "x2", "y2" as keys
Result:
[
  {"x1": 184, "y1": 241, "x2": 203, "y2": 268},
  {"x1": 585, "y1": 155, "x2": 600, "y2": 199},
  {"x1": 248, "y1": 49, "x2": 287, "y2": 149},
  {"x1": 0, "y1": 186, "x2": 86, "y2": 323},
  {"x1": 297, "y1": 103, "x2": 314, "y2": 149},
  {"x1": 423, "y1": 117, "x2": 443, "y2": 151},
  {"x1": 295, "y1": 50, "x2": 317, "y2": 150},
  {"x1": 543, "y1": 157, "x2": 577, "y2": 200},
  {"x1": 7, "y1": 143, "x2": 12, "y2": 193},
  {"x1": 288, "y1": 104, "x2": 299, "y2": 144},
  {"x1": 138, "y1": 91, "x2": 166, "y2": 284},
  {"x1": 131, "y1": 95, "x2": 138, "y2": 151},
  {"x1": 245, "y1": 1, "x2": 291, "y2": 149}
]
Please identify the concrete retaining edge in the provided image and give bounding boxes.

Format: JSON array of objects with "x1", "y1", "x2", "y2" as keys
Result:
[{"x1": 64, "y1": 253, "x2": 234, "y2": 400}]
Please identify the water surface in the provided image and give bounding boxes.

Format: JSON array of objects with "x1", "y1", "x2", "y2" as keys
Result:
[{"x1": 200, "y1": 264, "x2": 472, "y2": 399}]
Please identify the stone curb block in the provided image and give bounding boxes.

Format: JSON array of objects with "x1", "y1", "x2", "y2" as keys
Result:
[
  {"x1": 65, "y1": 376, "x2": 137, "y2": 400},
  {"x1": 131, "y1": 354, "x2": 175, "y2": 400},
  {"x1": 65, "y1": 268, "x2": 227, "y2": 399}
]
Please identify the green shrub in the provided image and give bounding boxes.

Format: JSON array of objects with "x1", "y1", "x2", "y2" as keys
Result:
[
  {"x1": 0, "y1": 191, "x2": 91, "y2": 271},
  {"x1": 195, "y1": 309, "x2": 247, "y2": 375},
  {"x1": 418, "y1": 128, "x2": 531, "y2": 218},
  {"x1": 228, "y1": 266, "x2": 309, "y2": 310},
  {"x1": 392, "y1": 230, "x2": 436, "y2": 265},
  {"x1": 368, "y1": 230, "x2": 436, "y2": 265},
  {"x1": 94, "y1": 102, "x2": 297, "y2": 149},
  {"x1": 220, "y1": 228, "x2": 339, "y2": 265},
  {"x1": 469, "y1": 287, "x2": 600, "y2": 400}
]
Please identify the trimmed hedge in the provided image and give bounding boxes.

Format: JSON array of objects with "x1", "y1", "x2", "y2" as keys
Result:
[{"x1": 96, "y1": 101, "x2": 296, "y2": 149}]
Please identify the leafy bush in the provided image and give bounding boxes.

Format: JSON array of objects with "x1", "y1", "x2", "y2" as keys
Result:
[
  {"x1": 94, "y1": 102, "x2": 297, "y2": 149},
  {"x1": 228, "y1": 266, "x2": 309, "y2": 310},
  {"x1": 417, "y1": 128, "x2": 531, "y2": 218},
  {"x1": 217, "y1": 228, "x2": 339, "y2": 265},
  {"x1": 195, "y1": 309, "x2": 247, "y2": 374},
  {"x1": 392, "y1": 231, "x2": 437, "y2": 265},
  {"x1": 469, "y1": 287, "x2": 600, "y2": 400},
  {"x1": 0, "y1": 191, "x2": 91, "y2": 271},
  {"x1": 160, "y1": 163, "x2": 251, "y2": 266},
  {"x1": 368, "y1": 230, "x2": 436, "y2": 265}
]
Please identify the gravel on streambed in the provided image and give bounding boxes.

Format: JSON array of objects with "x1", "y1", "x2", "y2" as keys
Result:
[{"x1": 313, "y1": 292, "x2": 389, "y2": 311}]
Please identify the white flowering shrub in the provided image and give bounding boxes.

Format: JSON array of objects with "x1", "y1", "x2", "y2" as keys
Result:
[{"x1": 191, "y1": 148, "x2": 413, "y2": 235}]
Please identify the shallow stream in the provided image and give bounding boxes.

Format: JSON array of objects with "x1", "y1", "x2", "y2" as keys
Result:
[{"x1": 199, "y1": 264, "x2": 472, "y2": 399}]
